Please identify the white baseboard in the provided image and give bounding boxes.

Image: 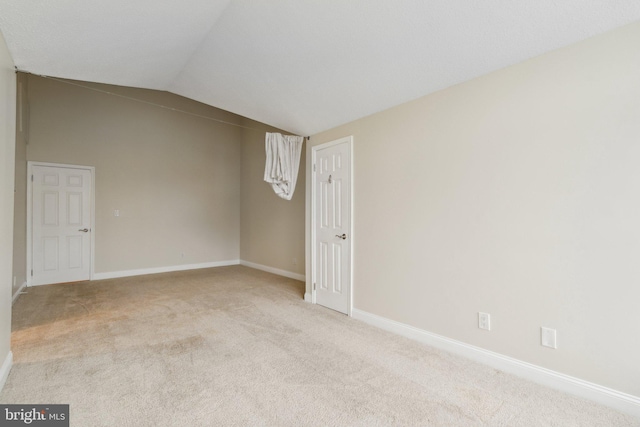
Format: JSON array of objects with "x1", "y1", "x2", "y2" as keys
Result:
[
  {"x1": 93, "y1": 260, "x2": 240, "y2": 281},
  {"x1": 240, "y1": 260, "x2": 305, "y2": 282},
  {"x1": 352, "y1": 308, "x2": 640, "y2": 419},
  {"x1": 11, "y1": 281, "x2": 27, "y2": 305},
  {"x1": 0, "y1": 351, "x2": 12, "y2": 394}
]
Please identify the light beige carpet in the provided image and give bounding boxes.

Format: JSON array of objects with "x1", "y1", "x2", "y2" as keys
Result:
[{"x1": 1, "y1": 265, "x2": 637, "y2": 426}]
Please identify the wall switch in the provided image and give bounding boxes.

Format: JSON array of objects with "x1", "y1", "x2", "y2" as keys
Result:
[
  {"x1": 541, "y1": 327, "x2": 557, "y2": 349},
  {"x1": 478, "y1": 312, "x2": 491, "y2": 331}
]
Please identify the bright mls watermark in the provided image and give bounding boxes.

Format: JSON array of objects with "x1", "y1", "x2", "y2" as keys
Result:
[{"x1": 0, "y1": 405, "x2": 68, "y2": 426}]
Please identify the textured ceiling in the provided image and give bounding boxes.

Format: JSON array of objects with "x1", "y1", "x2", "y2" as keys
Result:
[{"x1": 1, "y1": 1, "x2": 639, "y2": 135}]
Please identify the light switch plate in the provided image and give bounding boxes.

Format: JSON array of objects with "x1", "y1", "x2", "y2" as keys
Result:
[{"x1": 541, "y1": 327, "x2": 557, "y2": 349}]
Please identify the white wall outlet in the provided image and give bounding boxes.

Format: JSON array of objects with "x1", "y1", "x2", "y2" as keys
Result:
[
  {"x1": 114, "y1": 209, "x2": 120, "y2": 217},
  {"x1": 541, "y1": 327, "x2": 557, "y2": 349},
  {"x1": 478, "y1": 312, "x2": 491, "y2": 331},
  {"x1": 292, "y1": 258, "x2": 298, "y2": 266}
]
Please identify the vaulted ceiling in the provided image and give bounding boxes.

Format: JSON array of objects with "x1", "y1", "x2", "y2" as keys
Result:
[{"x1": 1, "y1": 1, "x2": 639, "y2": 135}]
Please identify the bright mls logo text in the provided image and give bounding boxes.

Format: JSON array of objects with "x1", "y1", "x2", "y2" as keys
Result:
[
  {"x1": 5, "y1": 407, "x2": 49, "y2": 424},
  {"x1": 1, "y1": 405, "x2": 68, "y2": 426}
]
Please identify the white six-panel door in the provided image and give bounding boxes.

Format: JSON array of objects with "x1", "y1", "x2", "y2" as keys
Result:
[
  {"x1": 31, "y1": 165, "x2": 92, "y2": 286},
  {"x1": 313, "y1": 137, "x2": 351, "y2": 314}
]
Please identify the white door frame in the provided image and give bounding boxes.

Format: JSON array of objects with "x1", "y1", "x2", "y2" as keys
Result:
[
  {"x1": 310, "y1": 136, "x2": 354, "y2": 316},
  {"x1": 27, "y1": 161, "x2": 96, "y2": 286}
]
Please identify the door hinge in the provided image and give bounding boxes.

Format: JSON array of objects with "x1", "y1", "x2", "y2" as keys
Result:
[
  {"x1": 313, "y1": 163, "x2": 316, "y2": 172},
  {"x1": 30, "y1": 269, "x2": 33, "y2": 276},
  {"x1": 31, "y1": 174, "x2": 34, "y2": 182},
  {"x1": 313, "y1": 282, "x2": 316, "y2": 291}
]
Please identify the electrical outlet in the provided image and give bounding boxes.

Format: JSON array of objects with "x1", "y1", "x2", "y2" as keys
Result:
[
  {"x1": 541, "y1": 327, "x2": 557, "y2": 349},
  {"x1": 114, "y1": 209, "x2": 120, "y2": 217},
  {"x1": 478, "y1": 312, "x2": 491, "y2": 331},
  {"x1": 292, "y1": 258, "x2": 298, "y2": 266}
]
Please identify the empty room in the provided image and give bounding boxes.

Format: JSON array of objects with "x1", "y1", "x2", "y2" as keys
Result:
[{"x1": 1, "y1": 2, "x2": 639, "y2": 426}]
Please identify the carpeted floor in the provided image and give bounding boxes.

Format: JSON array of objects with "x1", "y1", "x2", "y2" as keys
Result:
[{"x1": 1, "y1": 265, "x2": 638, "y2": 426}]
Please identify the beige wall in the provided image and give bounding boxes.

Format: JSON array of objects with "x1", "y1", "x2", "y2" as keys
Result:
[
  {"x1": 12, "y1": 72, "x2": 27, "y2": 295},
  {"x1": 308, "y1": 22, "x2": 640, "y2": 396},
  {"x1": 16, "y1": 74, "x2": 305, "y2": 286},
  {"x1": 240, "y1": 119, "x2": 305, "y2": 276},
  {"x1": 26, "y1": 75, "x2": 243, "y2": 274},
  {"x1": 0, "y1": 30, "x2": 16, "y2": 379}
]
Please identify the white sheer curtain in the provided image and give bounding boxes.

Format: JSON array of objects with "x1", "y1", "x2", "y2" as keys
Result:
[{"x1": 263, "y1": 132, "x2": 304, "y2": 200}]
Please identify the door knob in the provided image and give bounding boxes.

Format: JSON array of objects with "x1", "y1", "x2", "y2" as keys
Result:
[
  {"x1": 335, "y1": 234, "x2": 346, "y2": 240},
  {"x1": 79, "y1": 228, "x2": 89, "y2": 232}
]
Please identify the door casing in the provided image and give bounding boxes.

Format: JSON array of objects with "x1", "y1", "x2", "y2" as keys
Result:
[{"x1": 27, "y1": 161, "x2": 96, "y2": 286}]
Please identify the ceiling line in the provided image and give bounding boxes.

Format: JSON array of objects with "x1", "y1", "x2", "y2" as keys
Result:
[
  {"x1": 24, "y1": 72, "x2": 270, "y2": 133},
  {"x1": 166, "y1": 0, "x2": 234, "y2": 89}
]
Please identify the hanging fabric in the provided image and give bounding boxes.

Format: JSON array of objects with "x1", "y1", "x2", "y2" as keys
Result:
[{"x1": 264, "y1": 132, "x2": 304, "y2": 200}]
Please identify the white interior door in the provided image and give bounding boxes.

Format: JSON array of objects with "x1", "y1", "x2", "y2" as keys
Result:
[
  {"x1": 31, "y1": 165, "x2": 92, "y2": 286},
  {"x1": 313, "y1": 137, "x2": 352, "y2": 314}
]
